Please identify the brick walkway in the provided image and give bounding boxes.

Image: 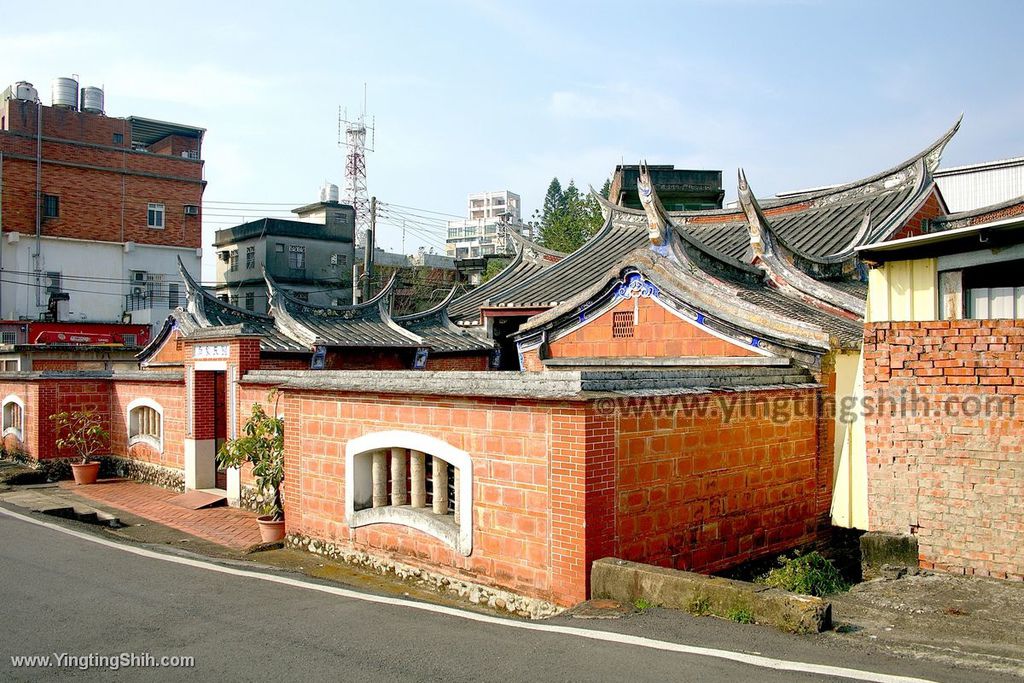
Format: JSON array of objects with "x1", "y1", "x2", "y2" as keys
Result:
[{"x1": 61, "y1": 479, "x2": 263, "y2": 549}]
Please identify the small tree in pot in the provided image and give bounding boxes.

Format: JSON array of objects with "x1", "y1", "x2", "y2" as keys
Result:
[
  {"x1": 49, "y1": 410, "x2": 109, "y2": 485},
  {"x1": 217, "y1": 393, "x2": 285, "y2": 542}
]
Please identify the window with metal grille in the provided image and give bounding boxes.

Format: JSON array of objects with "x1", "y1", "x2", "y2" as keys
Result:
[
  {"x1": 246, "y1": 246, "x2": 255, "y2": 269},
  {"x1": 42, "y1": 194, "x2": 59, "y2": 219},
  {"x1": 229, "y1": 250, "x2": 238, "y2": 272},
  {"x1": 245, "y1": 292, "x2": 255, "y2": 311},
  {"x1": 288, "y1": 245, "x2": 305, "y2": 270},
  {"x1": 167, "y1": 283, "x2": 180, "y2": 309},
  {"x1": 121, "y1": 334, "x2": 137, "y2": 347},
  {"x1": 612, "y1": 311, "x2": 634, "y2": 338},
  {"x1": 1, "y1": 332, "x2": 16, "y2": 345}
]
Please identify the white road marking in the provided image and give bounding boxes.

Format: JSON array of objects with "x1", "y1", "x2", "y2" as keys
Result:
[{"x1": 0, "y1": 506, "x2": 935, "y2": 683}]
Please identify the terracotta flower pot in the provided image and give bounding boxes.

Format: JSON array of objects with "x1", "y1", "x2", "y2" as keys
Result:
[
  {"x1": 256, "y1": 515, "x2": 286, "y2": 543},
  {"x1": 70, "y1": 461, "x2": 101, "y2": 485}
]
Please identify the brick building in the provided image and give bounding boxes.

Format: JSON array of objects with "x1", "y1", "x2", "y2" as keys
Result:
[
  {"x1": 0, "y1": 78, "x2": 205, "y2": 327},
  {"x1": 6, "y1": 117, "x2": 1021, "y2": 610},
  {"x1": 857, "y1": 205, "x2": 1024, "y2": 580}
]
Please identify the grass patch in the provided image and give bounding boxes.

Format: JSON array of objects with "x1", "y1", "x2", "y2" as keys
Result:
[
  {"x1": 727, "y1": 606, "x2": 755, "y2": 624},
  {"x1": 757, "y1": 551, "x2": 849, "y2": 597},
  {"x1": 689, "y1": 595, "x2": 711, "y2": 616},
  {"x1": 632, "y1": 597, "x2": 653, "y2": 611}
]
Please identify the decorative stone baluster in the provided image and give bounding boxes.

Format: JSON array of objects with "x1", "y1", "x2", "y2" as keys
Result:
[
  {"x1": 410, "y1": 450, "x2": 426, "y2": 507},
  {"x1": 453, "y1": 467, "x2": 461, "y2": 524},
  {"x1": 432, "y1": 456, "x2": 448, "y2": 515},
  {"x1": 372, "y1": 450, "x2": 387, "y2": 508},
  {"x1": 391, "y1": 447, "x2": 408, "y2": 506}
]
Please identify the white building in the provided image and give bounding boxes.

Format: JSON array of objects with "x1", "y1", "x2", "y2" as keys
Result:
[
  {"x1": 445, "y1": 190, "x2": 530, "y2": 259},
  {"x1": 935, "y1": 156, "x2": 1024, "y2": 213}
]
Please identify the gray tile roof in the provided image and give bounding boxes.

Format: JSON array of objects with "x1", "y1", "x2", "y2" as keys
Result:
[{"x1": 394, "y1": 289, "x2": 495, "y2": 354}]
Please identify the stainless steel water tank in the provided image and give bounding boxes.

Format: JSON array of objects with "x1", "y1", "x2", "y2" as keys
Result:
[
  {"x1": 51, "y1": 76, "x2": 79, "y2": 109},
  {"x1": 80, "y1": 86, "x2": 104, "y2": 114}
]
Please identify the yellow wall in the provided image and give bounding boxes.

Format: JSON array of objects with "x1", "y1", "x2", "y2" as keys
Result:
[
  {"x1": 831, "y1": 350, "x2": 868, "y2": 529},
  {"x1": 867, "y1": 258, "x2": 937, "y2": 322}
]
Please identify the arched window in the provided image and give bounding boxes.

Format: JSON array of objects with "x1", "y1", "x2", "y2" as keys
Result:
[
  {"x1": 127, "y1": 398, "x2": 163, "y2": 452},
  {"x1": 345, "y1": 431, "x2": 473, "y2": 556},
  {"x1": 2, "y1": 395, "x2": 24, "y2": 440}
]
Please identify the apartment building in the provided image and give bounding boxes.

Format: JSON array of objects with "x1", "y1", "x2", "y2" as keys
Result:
[{"x1": 445, "y1": 190, "x2": 529, "y2": 258}]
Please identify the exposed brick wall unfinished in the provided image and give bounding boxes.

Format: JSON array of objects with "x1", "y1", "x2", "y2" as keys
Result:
[
  {"x1": 613, "y1": 387, "x2": 826, "y2": 573},
  {"x1": 864, "y1": 320, "x2": 1024, "y2": 580}
]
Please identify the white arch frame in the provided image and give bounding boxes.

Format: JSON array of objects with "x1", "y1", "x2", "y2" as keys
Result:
[
  {"x1": 345, "y1": 430, "x2": 473, "y2": 556},
  {"x1": 126, "y1": 397, "x2": 164, "y2": 453},
  {"x1": 2, "y1": 394, "x2": 25, "y2": 440}
]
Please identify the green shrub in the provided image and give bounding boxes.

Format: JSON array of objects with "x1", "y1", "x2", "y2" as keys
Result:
[
  {"x1": 727, "y1": 606, "x2": 755, "y2": 624},
  {"x1": 758, "y1": 551, "x2": 849, "y2": 596},
  {"x1": 632, "y1": 597, "x2": 653, "y2": 611}
]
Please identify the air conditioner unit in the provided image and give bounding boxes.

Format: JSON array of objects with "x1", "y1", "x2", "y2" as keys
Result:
[
  {"x1": 184, "y1": 205, "x2": 200, "y2": 216},
  {"x1": 218, "y1": 251, "x2": 230, "y2": 262},
  {"x1": 131, "y1": 271, "x2": 148, "y2": 283},
  {"x1": 131, "y1": 285, "x2": 147, "y2": 298}
]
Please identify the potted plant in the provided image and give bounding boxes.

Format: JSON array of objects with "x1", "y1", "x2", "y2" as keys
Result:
[
  {"x1": 217, "y1": 395, "x2": 285, "y2": 543},
  {"x1": 49, "y1": 410, "x2": 109, "y2": 485}
]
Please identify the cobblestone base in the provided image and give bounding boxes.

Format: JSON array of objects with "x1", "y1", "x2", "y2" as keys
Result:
[
  {"x1": 287, "y1": 533, "x2": 563, "y2": 620},
  {"x1": 103, "y1": 457, "x2": 184, "y2": 491}
]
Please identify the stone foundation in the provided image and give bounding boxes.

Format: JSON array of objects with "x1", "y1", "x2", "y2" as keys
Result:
[
  {"x1": 103, "y1": 456, "x2": 184, "y2": 491},
  {"x1": 287, "y1": 533, "x2": 563, "y2": 619}
]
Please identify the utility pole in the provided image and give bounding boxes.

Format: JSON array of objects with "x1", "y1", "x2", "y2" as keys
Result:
[{"x1": 362, "y1": 196, "x2": 376, "y2": 302}]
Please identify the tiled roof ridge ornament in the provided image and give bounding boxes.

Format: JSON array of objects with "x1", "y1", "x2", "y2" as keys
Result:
[
  {"x1": 637, "y1": 161, "x2": 672, "y2": 248},
  {"x1": 737, "y1": 171, "x2": 866, "y2": 319}
]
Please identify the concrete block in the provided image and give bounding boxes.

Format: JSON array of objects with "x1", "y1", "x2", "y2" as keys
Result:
[
  {"x1": 591, "y1": 558, "x2": 831, "y2": 634},
  {"x1": 860, "y1": 531, "x2": 919, "y2": 570}
]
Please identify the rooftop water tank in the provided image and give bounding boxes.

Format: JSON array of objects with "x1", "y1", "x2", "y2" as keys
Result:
[
  {"x1": 320, "y1": 183, "x2": 340, "y2": 203},
  {"x1": 12, "y1": 81, "x2": 39, "y2": 102},
  {"x1": 51, "y1": 76, "x2": 79, "y2": 110},
  {"x1": 80, "y1": 86, "x2": 104, "y2": 114}
]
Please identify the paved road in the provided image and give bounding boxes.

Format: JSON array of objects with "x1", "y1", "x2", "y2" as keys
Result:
[{"x1": 0, "y1": 508, "x2": 1009, "y2": 682}]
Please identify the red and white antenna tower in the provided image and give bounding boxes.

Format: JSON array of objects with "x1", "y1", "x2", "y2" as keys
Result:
[{"x1": 338, "y1": 85, "x2": 375, "y2": 248}]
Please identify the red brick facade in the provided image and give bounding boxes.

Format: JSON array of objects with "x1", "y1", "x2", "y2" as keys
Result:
[
  {"x1": 864, "y1": 320, "x2": 1024, "y2": 580},
  {"x1": 0, "y1": 99, "x2": 203, "y2": 248},
  {"x1": 520, "y1": 296, "x2": 759, "y2": 370}
]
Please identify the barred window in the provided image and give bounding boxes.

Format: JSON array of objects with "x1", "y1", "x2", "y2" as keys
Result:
[
  {"x1": 612, "y1": 310, "x2": 634, "y2": 338},
  {"x1": 128, "y1": 399, "x2": 163, "y2": 451},
  {"x1": 246, "y1": 246, "x2": 256, "y2": 269},
  {"x1": 2, "y1": 396, "x2": 24, "y2": 439}
]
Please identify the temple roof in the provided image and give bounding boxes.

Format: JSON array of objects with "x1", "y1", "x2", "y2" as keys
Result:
[
  {"x1": 266, "y1": 273, "x2": 422, "y2": 348},
  {"x1": 479, "y1": 120, "x2": 961, "y2": 316},
  {"x1": 448, "y1": 231, "x2": 565, "y2": 324},
  {"x1": 394, "y1": 288, "x2": 495, "y2": 353}
]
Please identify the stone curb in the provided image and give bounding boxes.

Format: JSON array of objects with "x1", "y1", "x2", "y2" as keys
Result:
[{"x1": 591, "y1": 557, "x2": 831, "y2": 634}]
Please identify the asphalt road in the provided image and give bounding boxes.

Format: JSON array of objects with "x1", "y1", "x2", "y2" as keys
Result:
[{"x1": 0, "y1": 508, "x2": 1010, "y2": 682}]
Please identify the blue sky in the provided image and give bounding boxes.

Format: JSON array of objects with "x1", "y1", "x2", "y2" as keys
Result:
[{"x1": 5, "y1": 0, "x2": 1023, "y2": 267}]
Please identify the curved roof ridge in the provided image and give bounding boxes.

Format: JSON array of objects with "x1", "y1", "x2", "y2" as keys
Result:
[
  {"x1": 737, "y1": 170, "x2": 866, "y2": 318},
  {"x1": 394, "y1": 286, "x2": 459, "y2": 323},
  {"x1": 934, "y1": 192, "x2": 1024, "y2": 223},
  {"x1": 176, "y1": 256, "x2": 274, "y2": 324},
  {"x1": 504, "y1": 228, "x2": 567, "y2": 259},
  {"x1": 266, "y1": 270, "x2": 398, "y2": 317}
]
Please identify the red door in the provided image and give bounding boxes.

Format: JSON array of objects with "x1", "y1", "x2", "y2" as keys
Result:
[{"x1": 213, "y1": 371, "x2": 228, "y2": 490}]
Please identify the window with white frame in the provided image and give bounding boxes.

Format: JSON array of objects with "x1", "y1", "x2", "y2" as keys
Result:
[
  {"x1": 147, "y1": 203, "x2": 165, "y2": 229},
  {"x1": 127, "y1": 398, "x2": 163, "y2": 451},
  {"x1": 288, "y1": 245, "x2": 305, "y2": 270},
  {"x1": 2, "y1": 396, "x2": 24, "y2": 439},
  {"x1": 962, "y1": 259, "x2": 1024, "y2": 320},
  {"x1": 345, "y1": 431, "x2": 473, "y2": 556},
  {"x1": 229, "y1": 250, "x2": 239, "y2": 272}
]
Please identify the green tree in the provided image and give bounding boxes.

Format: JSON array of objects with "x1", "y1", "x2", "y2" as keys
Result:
[
  {"x1": 600, "y1": 177, "x2": 611, "y2": 199},
  {"x1": 540, "y1": 179, "x2": 605, "y2": 253},
  {"x1": 481, "y1": 257, "x2": 510, "y2": 283}
]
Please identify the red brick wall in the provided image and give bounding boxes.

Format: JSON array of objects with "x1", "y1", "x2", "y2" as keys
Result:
[
  {"x1": 612, "y1": 388, "x2": 826, "y2": 573},
  {"x1": 0, "y1": 100, "x2": 203, "y2": 248},
  {"x1": 424, "y1": 353, "x2": 490, "y2": 371},
  {"x1": 864, "y1": 320, "x2": 1024, "y2": 580},
  {"x1": 891, "y1": 191, "x2": 945, "y2": 241},
  {"x1": 110, "y1": 381, "x2": 186, "y2": 470},
  {"x1": 547, "y1": 297, "x2": 758, "y2": 359}
]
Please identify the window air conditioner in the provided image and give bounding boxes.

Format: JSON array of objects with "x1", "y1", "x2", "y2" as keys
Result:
[{"x1": 184, "y1": 205, "x2": 200, "y2": 216}]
